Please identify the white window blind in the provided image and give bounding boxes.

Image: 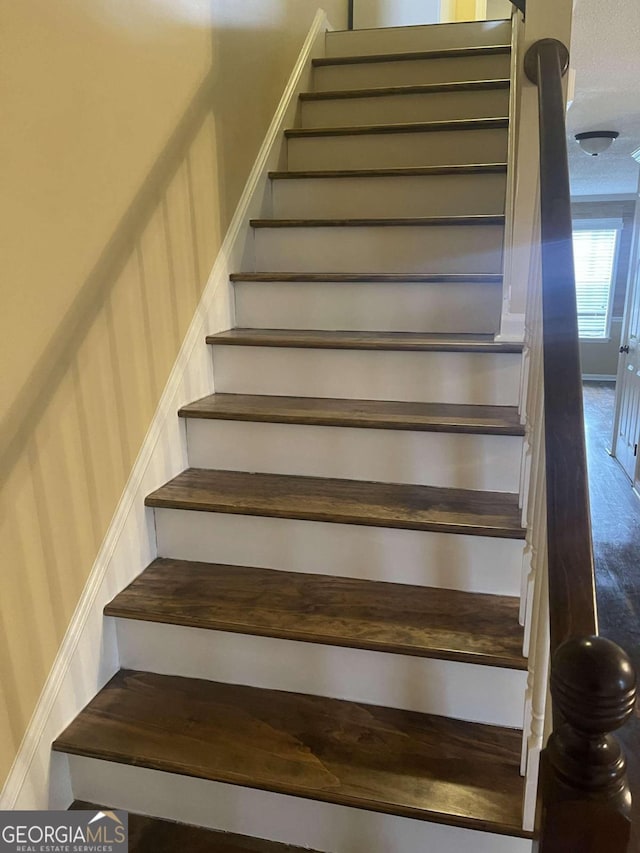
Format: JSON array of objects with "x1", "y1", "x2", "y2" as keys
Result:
[{"x1": 572, "y1": 227, "x2": 619, "y2": 339}]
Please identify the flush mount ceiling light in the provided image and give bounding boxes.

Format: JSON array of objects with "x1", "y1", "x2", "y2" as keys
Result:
[
  {"x1": 631, "y1": 146, "x2": 640, "y2": 165},
  {"x1": 575, "y1": 131, "x2": 619, "y2": 156}
]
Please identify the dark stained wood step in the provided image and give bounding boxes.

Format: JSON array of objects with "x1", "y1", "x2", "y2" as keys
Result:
[
  {"x1": 312, "y1": 44, "x2": 511, "y2": 67},
  {"x1": 56, "y1": 671, "x2": 529, "y2": 837},
  {"x1": 230, "y1": 272, "x2": 504, "y2": 281},
  {"x1": 206, "y1": 329, "x2": 524, "y2": 353},
  {"x1": 105, "y1": 558, "x2": 527, "y2": 669},
  {"x1": 300, "y1": 79, "x2": 510, "y2": 101},
  {"x1": 268, "y1": 163, "x2": 507, "y2": 179},
  {"x1": 144, "y1": 469, "x2": 525, "y2": 539},
  {"x1": 178, "y1": 393, "x2": 524, "y2": 436},
  {"x1": 70, "y1": 802, "x2": 318, "y2": 852},
  {"x1": 250, "y1": 215, "x2": 505, "y2": 228},
  {"x1": 285, "y1": 117, "x2": 508, "y2": 138}
]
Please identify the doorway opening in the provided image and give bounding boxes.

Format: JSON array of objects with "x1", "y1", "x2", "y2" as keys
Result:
[
  {"x1": 572, "y1": 195, "x2": 640, "y2": 490},
  {"x1": 349, "y1": 0, "x2": 513, "y2": 30}
]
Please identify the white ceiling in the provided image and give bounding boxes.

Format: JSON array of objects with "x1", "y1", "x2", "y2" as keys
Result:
[{"x1": 567, "y1": 0, "x2": 640, "y2": 196}]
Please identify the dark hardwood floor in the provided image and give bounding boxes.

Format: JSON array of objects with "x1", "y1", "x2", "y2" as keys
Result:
[{"x1": 583, "y1": 382, "x2": 640, "y2": 850}]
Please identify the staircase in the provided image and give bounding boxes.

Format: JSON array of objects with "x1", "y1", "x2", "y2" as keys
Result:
[{"x1": 53, "y1": 17, "x2": 537, "y2": 853}]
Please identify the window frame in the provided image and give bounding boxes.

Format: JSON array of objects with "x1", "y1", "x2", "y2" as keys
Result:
[{"x1": 572, "y1": 218, "x2": 622, "y2": 342}]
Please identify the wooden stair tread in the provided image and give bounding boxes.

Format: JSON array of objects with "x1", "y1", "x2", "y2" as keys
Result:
[
  {"x1": 285, "y1": 117, "x2": 508, "y2": 138},
  {"x1": 56, "y1": 671, "x2": 528, "y2": 836},
  {"x1": 206, "y1": 329, "x2": 524, "y2": 353},
  {"x1": 229, "y1": 272, "x2": 504, "y2": 282},
  {"x1": 330, "y1": 19, "x2": 509, "y2": 34},
  {"x1": 249, "y1": 215, "x2": 505, "y2": 228},
  {"x1": 178, "y1": 393, "x2": 524, "y2": 435},
  {"x1": 106, "y1": 558, "x2": 526, "y2": 669},
  {"x1": 144, "y1": 468, "x2": 525, "y2": 538},
  {"x1": 268, "y1": 163, "x2": 507, "y2": 179},
  {"x1": 300, "y1": 79, "x2": 510, "y2": 100},
  {"x1": 312, "y1": 44, "x2": 511, "y2": 67},
  {"x1": 70, "y1": 802, "x2": 317, "y2": 852}
]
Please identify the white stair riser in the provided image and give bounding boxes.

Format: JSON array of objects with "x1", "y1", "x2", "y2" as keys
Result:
[
  {"x1": 234, "y1": 280, "x2": 501, "y2": 333},
  {"x1": 153, "y1": 508, "x2": 525, "y2": 596},
  {"x1": 211, "y1": 346, "x2": 522, "y2": 406},
  {"x1": 116, "y1": 620, "x2": 526, "y2": 727},
  {"x1": 270, "y1": 173, "x2": 507, "y2": 218},
  {"x1": 314, "y1": 54, "x2": 512, "y2": 91},
  {"x1": 287, "y1": 128, "x2": 508, "y2": 170},
  {"x1": 185, "y1": 419, "x2": 522, "y2": 492},
  {"x1": 253, "y1": 225, "x2": 504, "y2": 274},
  {"x1": 325, "y1": 20, "x2": 512, "y2": 57},
  {"x1": 67, "y1": 758, "x2": 533, "y2": 853},
  {"x1": 302, "y1": 89, "x2": 510, "y2": 128}
]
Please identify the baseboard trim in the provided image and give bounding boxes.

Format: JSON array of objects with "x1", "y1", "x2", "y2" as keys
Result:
[{"x1": 0, "y1": 7, "x2": 330, "y2": 811}]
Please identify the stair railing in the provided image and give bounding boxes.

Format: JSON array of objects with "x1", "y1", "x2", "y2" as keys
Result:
[{"x1": 523, "y1": 36, "x2": 637, "y2": 852}]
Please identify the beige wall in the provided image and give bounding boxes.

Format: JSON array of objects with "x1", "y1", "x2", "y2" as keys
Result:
[
  {"x1": 440, "y1": 0, "x2": 476, "y2": 21},
  {"x1": 440, "y1": 0, "x2": 511, "y2": 23},
  {"x1": 573, "y1": 200, "x2": 636, "y2": 377},
  {"x1": 0, "y1": 0, "x2": 347, "y2": 789},
  {"x1": 354, "y1": 0, "x2": 440, "y2": 28},
  {"x1": 580, "y1": 319, "x2": 624, "y2": 377},
  {"x1": 486, "y1": 0, "x2": 513, "y2": 19}
]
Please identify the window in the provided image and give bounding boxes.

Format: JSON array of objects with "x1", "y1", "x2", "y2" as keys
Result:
[{"x1": 572, "y1": 223, "x2": 620, "y2": 339}]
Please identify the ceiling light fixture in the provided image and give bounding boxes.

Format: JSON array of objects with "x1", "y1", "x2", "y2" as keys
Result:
[
  {"x1": 575, "y1": 131, "x2": 619, "y2": 156},
  {"x1": 631, "y1": 146, "x2": 640, "y2": 165}
]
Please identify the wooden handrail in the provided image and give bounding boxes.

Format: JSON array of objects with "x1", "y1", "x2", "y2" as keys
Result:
[
  {"x1": 525, "y1": 38, "x2": 637, "y2": 852},
  {"x1": 526, "y1": 38, "x2": 596, "y2": 655}
]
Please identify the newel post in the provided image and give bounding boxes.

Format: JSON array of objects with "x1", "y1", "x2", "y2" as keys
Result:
[{"x1": 538, "y1": 636, "x2": 637, "y2": 852}]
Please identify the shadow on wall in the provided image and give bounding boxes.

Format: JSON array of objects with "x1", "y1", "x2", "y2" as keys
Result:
[
  {"x1": 1, "y1": 0, "x2": 332, "y2": 484},
  {"x1": 0, "y1": 69, "x2": 221, "y2": 486},
  {"x1": 0, "y1": 0, "x2": 347, "y2": 788},
  {"x1": 0, "y1": 63, "x2": 223, "y2": 786}
]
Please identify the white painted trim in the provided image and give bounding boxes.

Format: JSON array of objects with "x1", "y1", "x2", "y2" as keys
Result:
[
  {"x1": 66, "y1": 757, "x2": 534, "y2": 853},
  {"x1": 582, "y1": 374, "x2": 617, "y2": 382},
  {"x1": 154, "y1": 508, "x2": 525, "y2": 597},
  {"x1": 116, "y1": 620, "x2": 527, "y2": 727},
  {"x1": 0, "y1": 8, "x2": 331, "y2": 811},
  {"x1": 185, "y1": 418, "x2": 523, "y2": 492},
  {"x1": 610, "y1": 180, "x2": 640, "y2": 462},
  {"x1": 498, "y1": 12, "x2": 521, "y2": 340}
]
